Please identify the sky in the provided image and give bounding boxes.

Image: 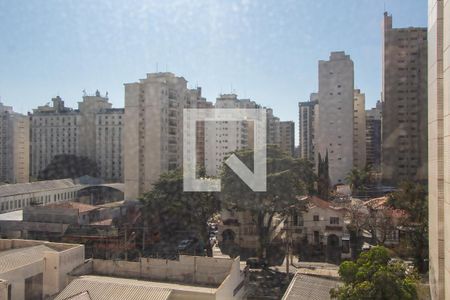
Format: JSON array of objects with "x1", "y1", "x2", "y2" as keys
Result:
[{"x1": 0, "y1": 0, "x2": 427, "y2": 142}]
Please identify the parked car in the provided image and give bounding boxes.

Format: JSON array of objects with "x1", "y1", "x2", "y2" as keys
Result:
[
  {"x1": 246, "y1": 257, "x2": 268, "y2": 269},
  {"x1": 177, "y1": 239, "x2": 195, "y2": 251}
]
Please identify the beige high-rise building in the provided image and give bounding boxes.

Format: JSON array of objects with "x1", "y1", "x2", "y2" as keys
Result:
[
  {"x1": 366, "y1": 101, "x2": 382, "y2": 171},
  {"x1": 30, "y1": 92, "x2": 124, "y2": 182},
  {"x1": 428, "y1": 0, "x2": 449, "y2": 298},
  {"x1": 204, "y1": 94, "x2": 258, "y2": 177},
  {"x1": 353, "y1": 89, "x2": 367, "y2": 169},
  {"x1": 381, "y1": 12, "x2": 428, "y2": 185},
  {"x1": 298, "y1": 94, "x2": 318, "y2": 162},
  {"x1": 124, "y1": 72, "x2": 199, "y2": 199},
  {"x1": 279, "y1": 121, "x2": 295, "y2": 156},
  {"x1": 317, "y1": 52, "x2": 355, "y2": 185},
  {"x1": 95, "y1": 108, "x2": 124, "y2": 181},
  {"x1": 195, "y1": 95, "x2": 214, "y2": 173},
  {"x1": 0, "y1": 103, "x2": 29, "y2": 183},
  {"x1": 266, "y1": 108, "x2": 280, "y2": 146}
]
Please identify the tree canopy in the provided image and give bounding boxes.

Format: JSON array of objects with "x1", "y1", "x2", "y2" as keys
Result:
[
  {"x1": 140, "y1": 170, "x2": 219, "y2": 255},
  {"x1": 331, "y1": 246, "x2": 418, "y2": 300},
  {"x1": 220, "y1": 146, "x2": 315, "y2": 258},
  {"x1": 388, "y1": 182, "x2": 428, "y2": 273},
  {"x1": 38, "y1": 154, "x2": 99, "y2": 180}
]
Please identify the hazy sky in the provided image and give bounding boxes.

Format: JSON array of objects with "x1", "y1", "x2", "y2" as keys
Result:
[{"x1": 0, "y1": 0, "x2": 427, "y2": 132}]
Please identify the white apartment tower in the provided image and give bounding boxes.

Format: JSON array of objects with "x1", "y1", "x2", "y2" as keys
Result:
[
  {"x1": 353, "y1": 89, "x2": 367, "y2": 169},
  {"x1": 317, "y1": 52, "x2": 355, "y2": 185},
  {"x1": 124, "y1": 73, "x2": 199, "y2": 199},
  {"x1": 30, "y1": 92, "x2": 124, "y2": 182},
  {"x1": 0, "y1": 103, "x2": 29, "y2": 183},
  {"x1": 428, "y1": 0, "x2": 449, "y2": 298},
  {"x1": 204, "y1": 94, "x2": 258, "y2": 177}
]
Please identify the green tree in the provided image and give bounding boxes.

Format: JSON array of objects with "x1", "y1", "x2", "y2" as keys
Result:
[
  {"x1": 331, "y1": 246, "x2": 418, "y2": 300},
  {"x1": 140, "y1": 170, "x2": 219, "y2": 256},
  {"x1": 388, "y1": 182, "x2": 428, "y2": 273},
  {"x1": 38, "y1": 154, "x2": 99, "y2": 180},
  {"x1": 345, "y1": 167, "x2": 369, "y2": 194},
  {"x1": 220, "y1": 146, "x2": 315, "y2": 258}
]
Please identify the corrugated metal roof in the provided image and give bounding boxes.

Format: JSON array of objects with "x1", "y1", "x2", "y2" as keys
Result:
[
  {"x1": 55, "y1": 276, "x2": 172, "y2": 300},
  {"x1": 0, "y1": 245, "x2": 56, "y2": 274},
  {"x1": 0, "y1": 179, "x2": 81, "y2": 197},
  {"x1": 282, "y1": 273, "x2": 341, "y2": 300}
]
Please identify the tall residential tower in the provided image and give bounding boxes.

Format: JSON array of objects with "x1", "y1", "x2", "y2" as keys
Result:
[
  {"x1": 381, "y1": 12, "x2": 428, "y2": 185},
  {"x1": 317, "y1": 52, "x2": 355, "y2": 185}
]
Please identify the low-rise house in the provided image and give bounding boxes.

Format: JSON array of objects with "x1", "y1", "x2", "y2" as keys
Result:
[
  {"x1": 56, "y1": 255, "x2": 247, "y2": 300},
  {"x1": 288, "y1": 196, "x2": 350, "y2": 263},
  {"x1": 364, "y1": 196, "x2": 406, "y2": 246},
  {"x1": 0, "y1": 239, "x2": 85, "y2": 299},
  {"x1": 218, "y1": 209, "x2": 285, "y2": 261}
]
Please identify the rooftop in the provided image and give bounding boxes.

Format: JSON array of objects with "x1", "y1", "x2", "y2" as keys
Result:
[
  {"x1": 282, "y1": 273, "x2": 341, "y2": 300},
  {"x1": 0, "y1": 245, "x2": 56, "y2": 274},
  {"x1": 0, "y1": 179, "x2": 81, "y2": 197},
  {"x1": 55, "y1": 276, "x2": 173, "y2": 300},
  {"x1": 46, "y1": 202, "x2": 98, "y2": 213}
]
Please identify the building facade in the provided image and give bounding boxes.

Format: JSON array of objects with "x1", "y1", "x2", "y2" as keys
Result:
[
  {"x1": 428, "y1": 0, "x2": 449, "y2": 299},
  {"x1": 0, "y1": 179, "x2": 82, "y2": 214},
  {"x1": 30, "y1": 92, "x2": 124, "y2": 182},
  {"x1": 204, "y1": 94, "x2": 257, "y2": 177},
  {"x1": 353, "y1": 90, "x2": 367, "y2": 169},
  {"x1": 317, "y1": 52, "x2": 355, "y2": 185},
  {"x1": 0, "y1": 103, "x2": 29, "y2": 184},
  {"x1": 279, "y1": 121, "x2": 295, "y2": 156},
  {"x1": 366, "y1": 101, "x2": 382, "y2": 171},
  {"x1": 0, "y1": 239, "x2": 85, "y2": 300},
  {"x1": 298, "y1": 94, "x2": 318, "y2": 162},
  {"x1": 266, "y1": 108, "x2": 281, "y2": 146},
  {"x1": 381, "y1": 12, "x2": 428, "y2": 185},
  {"x1": 124, "y1": 73, "x2": 199, "y2": 199}
]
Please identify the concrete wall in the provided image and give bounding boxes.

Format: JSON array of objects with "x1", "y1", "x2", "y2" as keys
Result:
[
  {"x1": 428, "y1": 0, "x2": 447, "y2": 299},
  {"x1": 215, "y1": 258, "x2": 246, "y2": 300},
  {"x1": 0, "y1": 261, "x2": 43, "y2": 300},
  {"x1": 444, "y1": 0, "x2": 450, "y2": 297},
  {"x1": 90, "y1": 255, "x2": 233, "y2": 287}
]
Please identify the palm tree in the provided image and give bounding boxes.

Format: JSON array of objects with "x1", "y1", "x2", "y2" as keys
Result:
[{"x1": 345, "y1": 167, "x2": 367, "y2": 194}]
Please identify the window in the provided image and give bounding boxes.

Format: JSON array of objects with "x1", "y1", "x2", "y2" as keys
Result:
[
  {"x1": 330, "y1": 217, "x2": 339, "y2": 225},
  {"x1": 313, "y1": 215, "x2": 319, "y2": 221}
]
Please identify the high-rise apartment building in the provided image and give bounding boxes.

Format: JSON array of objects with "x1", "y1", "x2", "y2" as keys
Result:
[
  {"x1": 266, "y1": 108, "x2": 281, "y2": 146},
  {"x1": 195, "y1": 95, "x2": 214, "y2": 172},
  {"x1": 30, "y1": 91, "x2": 124, "y2": 182},
  {"x1": 0, "y1": 103, "x2": 29, "y2": 183},
  {"x1": 366, "y1": 101, "x2": 382, "y2": 171},
  {"x1": 428, "y1": 0, "x2": 449, "y2": 298},
  {"x1": 298, "y1": 94, "x2": 318, "y2": 161},
  {"x1": 353, "y1": 89, "x2": 367, "y2": 169},
  {"x1": 279, "y1": 121, "x2": 295, "y2": 156},
  {"x1": 381, "y1": 12, "x2": 428, "y2": 185},
  {"x1": 95, "y1": 108, "x2": 124, "y2": 181},
  {"x1": 317, "y1": 52, "x2": 355, "y2": 185},
  {"x1": 204, "y1": 94, "x2": 258, "y2": 176},
  {"x1": 124, "y1": 73, "x2": 199, "y2": 199}
]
